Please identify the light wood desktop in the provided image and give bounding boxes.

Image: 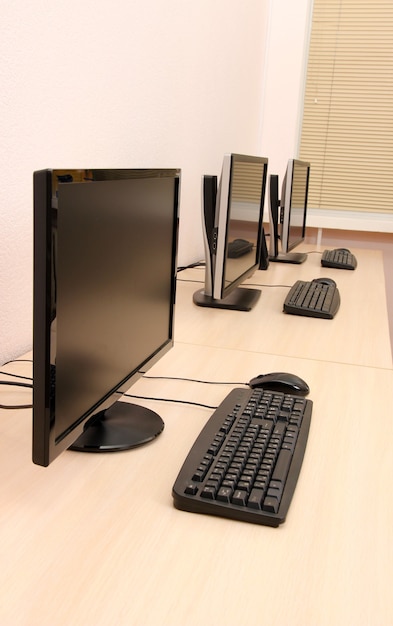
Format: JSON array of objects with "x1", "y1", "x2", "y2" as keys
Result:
[
  {"x1": 1, "y1": 246, "x2": 392, "y2": 625},
  {"x1": 176, "y1": 245, "x2": 393, "y2": 369}
]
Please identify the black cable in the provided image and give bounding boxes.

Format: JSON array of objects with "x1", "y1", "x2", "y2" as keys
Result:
[
  {"x1": 0, "y1": 370, "x2": 33, "y2": 381},
  {"x1": 2, "y1": 358, "x2": 33, "y2": 366},
  {"x1": 143, "y1": 374, "x2": 245, "y2": 386},
  {"x1": 123, "y1": 393, "x2": 217, "y2": 410},
  {"x1": 0, "y1": 380, "x2": 33, "y2": 389},
  {"x1": 0, "y1": 381, "x2": 33, "y2": 409},
  {"x1": 176, "y1": 278, "x2": 204, "y2": 284},
  {"x1": 245, "y1": 282, "x2": 293, "y2": 289},
  {"x1": 177, "y1": 261, "x2": 205, "y2": 272},
  {"x1": 0, "y1": 402, "x2": 33, "y2": 410}
]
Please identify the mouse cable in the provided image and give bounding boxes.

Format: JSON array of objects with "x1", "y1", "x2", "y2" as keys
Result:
[
  {"x1": 123, "y1": 392, "x2": 217, "y2": 410},
  {"x1": 142, "y1": 374, "x2": 246, "y2": 386}
]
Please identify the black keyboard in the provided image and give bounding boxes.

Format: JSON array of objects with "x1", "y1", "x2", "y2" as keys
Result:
[
  {"x1": 321, "y1": 248, "x2": 357, "y2": 270},
  {"x1": 283, "y1": 279, "x2": 340, "y2": 319},
  {"x1": 227, "y1": 238, "x2": 253, "y2": 258},
  {"x1": 172, "y1": 387, "x2": 312, "y2": 527}
]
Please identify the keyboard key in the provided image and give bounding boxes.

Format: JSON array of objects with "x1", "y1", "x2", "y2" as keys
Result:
[{"x1": 232, "y1": 490, "x2": 248, "y2": 506}]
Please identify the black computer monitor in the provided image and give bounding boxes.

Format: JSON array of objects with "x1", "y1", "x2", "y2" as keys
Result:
[
  {"x1": 193, "y1": 153, "x2": 268, "y2": 311},
  {"x1": 269, "y1": 159, "x2": 310, "y2": 264},
  {"x1": 33, "y1": 168, "x2": 180, "y2": 467}
]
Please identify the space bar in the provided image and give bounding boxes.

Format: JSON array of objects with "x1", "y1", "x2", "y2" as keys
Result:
[{"x1": 271, "y1": 449, "x2": 292, "y2": 484}]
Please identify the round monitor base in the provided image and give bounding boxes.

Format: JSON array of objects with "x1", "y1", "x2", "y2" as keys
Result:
[{"x1": 69, "y1": 401, "x2": 164, "y2": 452}]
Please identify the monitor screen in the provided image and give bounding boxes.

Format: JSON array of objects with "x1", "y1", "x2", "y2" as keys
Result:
[
  {"x1": 33, "y1": 168, "x2": 180, "y2": 466},
  {"x1": 194, "y1": 153, "x2": 268, "y2": 311}
]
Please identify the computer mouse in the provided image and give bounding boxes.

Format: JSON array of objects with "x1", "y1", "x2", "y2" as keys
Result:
[
  {"x1": 248, "y1": 372, "x2": 310, "y2": 396},
  {"x1": 312, "y1": 277, "x2": 337, "y2": 287}
]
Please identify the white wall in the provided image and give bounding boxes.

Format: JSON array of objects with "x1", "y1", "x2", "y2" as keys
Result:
[
  {"x1": 0, "y1": 0, "x2": 270, "y2": 363},
  {"x1": 259, "y1": 0, "x2": 313, "y2": 178}
]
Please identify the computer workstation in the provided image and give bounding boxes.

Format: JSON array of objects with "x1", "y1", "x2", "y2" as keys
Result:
[
  {"x1": 30, "y1": 162, "x2": 313, "y2": 527},
  {"x1": 1, "y1": 157, "x2": 392, "y2": 623},
  {"x1": 176, "y1": 154, "x2": 388, "y2": 367},
  {"x1": 1, "y1": 342, "x2": 392, "y2": 624},
  {"x1": 268, "y1": 158, "x2": 357, "y2": 270},
  {"x1": 193, "y1": 153, "x2": 268, "y2": 311},
  {"x1": 193, "y1": 155, "x2": 356, "y2": 325}
]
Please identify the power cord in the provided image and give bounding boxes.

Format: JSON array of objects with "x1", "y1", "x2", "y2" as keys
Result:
[
  {"x1": 2, "y1": 356, "x2": 264, "y2": 411},
  {"x1": 0, "y1": 381, "x2": 33, "y2": 410},
  {"x1": 0, "y1": 370, "x2": 244, "y2": 411}
]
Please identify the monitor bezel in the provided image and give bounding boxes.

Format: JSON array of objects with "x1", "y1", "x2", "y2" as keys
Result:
[
  {"x1": 280, "y1": 159, "x2": 310, "y2": 254},
  {"x1": 213, "y1": 153, "x2": 268, "y2": 301},
  {"x1": 33, "y1": 168, "x2": 180, "y2": 466}
]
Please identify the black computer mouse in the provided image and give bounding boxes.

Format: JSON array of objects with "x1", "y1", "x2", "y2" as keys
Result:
[
  {"x1": 312, "y1": 277, "x2": 337, "y2": 287},
  {"x1": 248, "y1": 372, "x2": 310, "y2": 396}
]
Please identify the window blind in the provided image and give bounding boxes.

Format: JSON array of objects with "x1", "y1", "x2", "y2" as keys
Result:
[
  {"x1": 299, "y1": 0, "x2": 393, "y2": 213},
  {"x1": 231, "y1": 161, "x2": 266, "y2": 203}
]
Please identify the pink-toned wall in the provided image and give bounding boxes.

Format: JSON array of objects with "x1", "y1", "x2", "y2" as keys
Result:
[{"x1": 305, "y1": 228, "x2": 393, "y2": 358}]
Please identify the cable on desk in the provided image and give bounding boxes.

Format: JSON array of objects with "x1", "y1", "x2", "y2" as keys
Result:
[
  {"x1": 0, "y1": 402, "x2": 33, "y2": 410},
  {"x1": 2, "y1": 358, "x2": 33, "y2": 364},
  {"x1": 0, "y1": 380, "x2": 33, "y2": 410},
  {"x1": 177, "y1": 278, "x2": 204, "y2": 284},
  {"x1": 123, "y1": 393, "x2": 218, "y2": 410},
  {"x1": 245, "y1": 282, "x2": 293, "y2": 289},
  {"x1": 177, "y1": 261, "x2": 205, "y2": 272},
  {"x1": 0, "y1": 380, "x2": 33, "y2": 389},
  {"x1": 142, "y1": 374, "x2": 245, "y2": 386},
  {"x1": 0, "y1": 370, "x2": 33, "y2": 382}
]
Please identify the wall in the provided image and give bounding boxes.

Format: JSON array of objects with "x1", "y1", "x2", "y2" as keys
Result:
[
  {"x1": 259, "y1": 0, "x2": 313, "y2": 176},
  {"x1": 0, "y1": 0, "x2": 269, "y2": 363}
]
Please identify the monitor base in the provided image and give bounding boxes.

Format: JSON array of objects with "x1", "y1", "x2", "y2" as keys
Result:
[
  {"x1": 269, "y1": 252, "x2": 307, "y2": 264},
  {"x1": 193, "y1": 287, "x2": 261, "y2": 311},
  {"x1": 69, "y1": 401, "x2": 164, "y2": 452}
]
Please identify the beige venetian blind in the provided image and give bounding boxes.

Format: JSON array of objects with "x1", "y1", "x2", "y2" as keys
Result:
[
  {"x1": 231, "y1": 161, "x2": 266, "y2": 203},
  {"x1": 299, "y1": 0, "x2": 393, "y2": 213}
]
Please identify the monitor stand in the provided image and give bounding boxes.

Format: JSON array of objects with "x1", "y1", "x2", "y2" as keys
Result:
[
  {"x1": 69, "y1": 401, "x2": 164, "y2": 452},
  {"x1": 193, "y1": 286, "x2": 261, "y2": 311},
  {"x1": 269, "y1": 251, "x2": 307, "y2": 264}
]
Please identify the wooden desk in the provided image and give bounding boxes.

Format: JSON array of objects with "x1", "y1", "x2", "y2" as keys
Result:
[
  {"x1": 175, "y1": 246, "x2": 393, "y2": 369},
  {"x1": 1, "y1": 343, "x2": 392, "y2": 625}
]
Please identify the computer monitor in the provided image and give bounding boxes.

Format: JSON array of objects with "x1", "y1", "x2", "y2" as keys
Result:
[
  {"x1": 269, "y1": 158, "x2": 310, "y2": 264},
  {"x1": 193, "y1": 153, "x2": 268, "y2": 311},
  {"x1": 33, "y1": 168, "x2": 180, "y2": 467}
]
